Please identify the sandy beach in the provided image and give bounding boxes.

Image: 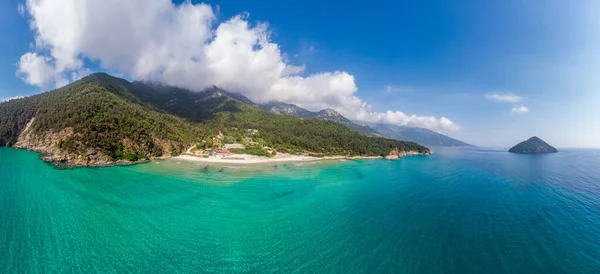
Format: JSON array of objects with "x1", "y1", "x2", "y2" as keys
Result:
[
  {"x1": 174, "y1": 153, "x2": 320, "y2": 164},
  {"x1": 173, "y1": 150, "x2": 427, "y2": 165}
]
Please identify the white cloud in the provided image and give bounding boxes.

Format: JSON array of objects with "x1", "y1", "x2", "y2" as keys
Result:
[
  {"x1": 17, "y1": 4, "x2": 25, "y2": 16},
  {"x1": 485, "y1": 93, "x2": 522, "y2": 103},
  {"x1": 1, "y1": 96, "x2": 26, "y2": 102},
  {"x1": 384, "y1": 85, "x2": 406, "y2": 94},
  {"x1": 486, "y1": 93, "x2": 529, "y2": 115},
  {"x1": 281, "y1": 64, "x2": 305, "y2": 76},
  {"x1": 354, "y1": 110, "x2": 460, "y2": 132},
  {"x1": 511, "y1": 105, "x2": 529, "y2": 114},
  {"x1": 17, "y1": 0, "x2": 459, "y2": 132},
  {"x1": 16, "y1": 52, "x2": 64, "y2": 87}
]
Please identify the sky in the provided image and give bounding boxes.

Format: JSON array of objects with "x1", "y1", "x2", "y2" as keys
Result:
[{"x1": 1, "y1": 0, "x2": 599, "y2": 148}]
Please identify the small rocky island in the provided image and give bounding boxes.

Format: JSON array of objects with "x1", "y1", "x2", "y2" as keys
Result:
[{"x1": 508, "y1": 136, "x2": 558, "y2": 154}]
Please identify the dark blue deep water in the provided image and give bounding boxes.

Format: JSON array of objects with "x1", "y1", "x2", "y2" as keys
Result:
[{"x1": 1, "y1": 147, "x2": 600, "y2": 273}]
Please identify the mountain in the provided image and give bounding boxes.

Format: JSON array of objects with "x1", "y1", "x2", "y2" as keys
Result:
[
  {"x1": 358, "y1": 123, "x2": 474, "y2": 147},
  {"x1": 258, "y1": 102, "x2": 473, "y2": 147},
  {"x1": 258, "y1": 102, "x2": 382, "y2": 137},
  {"x1": 314, "y1": 109, "x2": 383, "y2": 137},
  {"x1": 258, "y1": 101, "x2": 315, "y2": 118},
  {"x1": 0, "y1": 73, "x2": 430, "y2": 166},
  {"x1": 509, "y1": 136, "x2": 557, "y2": 154},
  {"x1": 0, "y1": 74, "x2": 202, "y2": 166}
]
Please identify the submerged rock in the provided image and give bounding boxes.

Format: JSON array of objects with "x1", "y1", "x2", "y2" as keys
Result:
[{"x1": 509, "y1": 136, "x2": 557, "y2": 154}]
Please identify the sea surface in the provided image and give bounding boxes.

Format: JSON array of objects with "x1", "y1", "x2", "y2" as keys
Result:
[{"x1": 1, "y1": 147, "x2": 600, "y2": 273}]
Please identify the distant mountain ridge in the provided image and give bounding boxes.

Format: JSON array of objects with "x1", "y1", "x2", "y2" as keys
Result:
[
  {"x1": 258, "y1": 101, "x2": 473, "y2": 147},
  {"x1": 258, "y1": 102, "x2": 382, "y2": 137},
  {"x1": 355, "y1": 122, "x2": 474, "y2": 147},
  {"x1": 258, "y1": 101, "x2": 316, "y2": 118}
]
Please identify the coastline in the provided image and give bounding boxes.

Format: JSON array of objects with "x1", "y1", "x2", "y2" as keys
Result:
[
  {"x1": 174, "y1": 153, "x2": 317, "y2": 164},
  {"x1": 8, "y1": 117, "x2": 432, "y2": 167},
  {"x1": 173, "y1": 151, "x2": 429, "y2": 165},
  {"x1": 5, "y1": 145, "x2": 430, "y2": 167}
]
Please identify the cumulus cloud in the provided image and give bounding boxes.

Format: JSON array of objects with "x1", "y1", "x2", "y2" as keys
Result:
[
  {"x1": 1, "y1": 96, "x2": 26, "y2": 102},
  {"x1": 16, "y1": 0, "x2": 459, "y2": 132},
  {"x1": 486, "y1": 93, "x2": 529, "y2": 114},
  {"x1": 485, "y1": 93, "x2": 522, "y2": 103},
  {"x1": 17, "y1": 52, "x2": 66, "y2": 87},
  {"x1": 511, "y1": 105, "x2": 529, "y2": 114},
  {"x1": 356, "y1": 110, "x2": 460, "y2": 131}
]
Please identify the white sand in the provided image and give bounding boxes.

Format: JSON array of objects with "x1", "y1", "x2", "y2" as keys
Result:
[
  {"x1": 173, "y1": 151, "x2": 424, "y2": 165},
  {"x1": 174, "y1": 153, "x2": 319, "y2": 164}
]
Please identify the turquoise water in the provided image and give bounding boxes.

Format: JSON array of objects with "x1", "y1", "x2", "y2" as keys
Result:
[{"x1": 1, "y1": 147, "x2": 600, "y2": 273}]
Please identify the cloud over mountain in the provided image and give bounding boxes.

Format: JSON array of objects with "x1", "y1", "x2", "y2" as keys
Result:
[{"x1": 16, "y1": 0, "x2": 459, "y2": 132}]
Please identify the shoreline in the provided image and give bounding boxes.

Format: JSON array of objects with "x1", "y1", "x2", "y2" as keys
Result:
[
  {"x1": 173, "y1": 151, "x2": 429, "y2": 165},
  {"x1": 4, "y1": 146, "x2": 429, "y2": 167},
  {"x1": 174, "y1": 153, "x2": 323, "y2": 164}
]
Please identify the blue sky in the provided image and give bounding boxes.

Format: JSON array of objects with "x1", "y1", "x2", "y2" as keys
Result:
[{"x1": 1, "y1": 0, "x2": 599, "y2": 148}]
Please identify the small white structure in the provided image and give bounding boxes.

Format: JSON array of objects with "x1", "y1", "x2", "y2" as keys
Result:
[{"x1": 224, "y1": 143, "x2": 245, "y2": 149}]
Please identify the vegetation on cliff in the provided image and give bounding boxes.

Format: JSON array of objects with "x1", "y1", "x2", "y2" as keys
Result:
[{"x1": 0, "y1": 74, "x2": 202, "y2": 161}]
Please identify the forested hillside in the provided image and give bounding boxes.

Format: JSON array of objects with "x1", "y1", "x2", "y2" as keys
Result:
[
  {"x1": 0, "y1": 73, "x2": 430, "y2": 166},
  {"x1": 0, "y1": 75, "x2": 202, "y2": 164}
]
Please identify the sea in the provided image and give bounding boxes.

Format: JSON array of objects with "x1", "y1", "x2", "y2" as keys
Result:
[{"x1": 1, "y1": 146, "x2": 599, "y2": 273}]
